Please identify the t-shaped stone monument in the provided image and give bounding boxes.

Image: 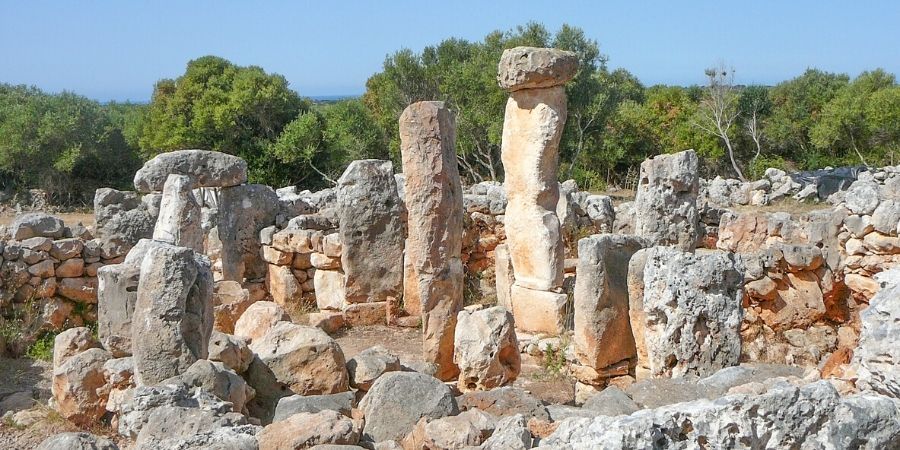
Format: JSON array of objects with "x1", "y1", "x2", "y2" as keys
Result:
[{"x1": 498, "y1": 47, "x2": 578, "y2": 334}]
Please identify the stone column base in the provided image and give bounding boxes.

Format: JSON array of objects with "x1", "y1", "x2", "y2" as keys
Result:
[{"x1": 510, "y1": 285, "x2": 567, "y2": 334}]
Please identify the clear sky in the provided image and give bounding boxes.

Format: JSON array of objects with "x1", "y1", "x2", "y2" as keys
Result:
[{"x1": 2, "y1": 0, "x2": 898, "y2": 102}]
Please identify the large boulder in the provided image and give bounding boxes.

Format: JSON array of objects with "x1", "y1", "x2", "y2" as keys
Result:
[
  {"x1": 541, "y1": 382, "x2": 900, "y2": 449},
  {"x1": 359, "y1": 372, "x2": 458, "y2": 443},
  {"x1": 132, "y1": 243, "x2": 213, "y2": 385},
  {"x1": 117, "y1": 384, "x2": 236, "y2": 439},
  {"x1": 208, "y1": 330, "x2": 253, "y2": 373},
  {"x1": 853, "y1": 269, "x2": 900, "y2": 398},
  {"x1": 152, "y1": 174, "x2": 203, "y2": 252},
  {"x1": 35, "y1": 432, "x2": 118, "y2": 450},
  {"x1": 273, "y1": 391, "x2": 356, "y2": 422},
  {"x1": 497, "y1": 46, "x2": 579, "y2": 91},
  {"x1": 233, "y1": 300, "x2": 289, "y2": 343},
  {"x1": 53, "y1": 326, "x2": 100, "y2": 369},
  {"x1": 133, "y1": 405, "x2": 258, "y2": 450},
  {"x1": 346, "y1": 345, "x2": 401, "y2": 392},
  {"x1": 457, "y1": 386, "x2": 549, "y2": 421},
  {"x1": 9, "y1": 212, "x2": 65, "y2": 240},
  {"x1": 574, "y1": 234, "x2": 645, "y2": 373},
  {"x1": 161, "y1": 359, "x2": 255, "y2": 414},
  {"x1": 336, "y1": 160, "x2": 406, "y2": 304},
  {"x1": 258, "y1": 410, "x2": 360, "y2": 449},
  {"x1": 633, "y1": 150, "x2": 700, "y2": 250},
  {"x1": 641, "y1": 247, "x2": 744, "y2": 378},
  {"x1": 93, "y1": 188, "x2": 157, "y2": 259},
  {"x1": 246, "y1": 322, "x2": 349, "y2": 421},
  {"x1": 453, "y1": 306, "x2": 520, "y2": 392},
  {"x1": 133, "y1": 149, "x2": 247, "y2": 193},
  {"x1": 51, "y1": 347, "x2": 111, "y2": 426},
  {"x1": 400, "y1": 101, "x2": 465, "y2": 381},
  {"x1": 480, "y1": 414, "x2": 532, "y2": 450}
]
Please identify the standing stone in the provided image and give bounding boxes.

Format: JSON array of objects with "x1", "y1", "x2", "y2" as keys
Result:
[
  {"x1": 642, "y1": 247, "x2": 744, "y2": 378},
  {"x1": 454, "y1": 306, "x2": 520, "y2": 392},
  {"x1": 218, "y1": 184, "x2": 279, "y2": 281},
  {"x1": 133, "y1": 149, "x2": 248, "y2": 193},
  {"x1": 633, "y1": 150, "x2": 700, "y2": 251},
  {"x1": 499, "y1": 47, "x2": 577, "y2": 337},
  {"x1": 132, "y1": 244, "x2": 213, "y2": 385},
  {"x1": 400, "y1": 101, "x2": 464, "y2": 381},
  {"x1": 852, "y1": 269, "x2": 900, "y2": 398},
  {"x1": 574, "y1": 235, "x2": 646, "y2": 372},
  {"x1": 152, "y1": 174, "x2": 203, "y2": 252},
  {"x1": 494, "y1": 244, "x2": 515, "y2": 311},
  {"x1": 337, "y1": 160, "x2": 405, "y2": 304}
]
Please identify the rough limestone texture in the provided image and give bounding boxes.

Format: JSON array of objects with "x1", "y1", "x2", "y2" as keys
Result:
[
  {"x1": 633, "y1": 150, "x2": 700, "y2": 251},
  {"x1": 258, "y1": 409, "x2": 360, "y2": 449},
  {"x1": 53, "y1": 327, "x2": 100, "y2": 369},
  {"x1": 336, "y1": 160, "x2": 406, "y2": 303},
  {"x1": 133, "y1": 149, "x2": 247, "y2": 193},
  {"x1": 346, "y1": 345, "x2": 401, "y2": 392},
  {"x1": 853, "y1": 269, "x2": 900, "y2": 398},
  {"x1": 132, "y1": 244, "x2": 214, "y2": 385},
  {"x1": 494, "y1": 244, "x2": 515, "y2": 311},
  {"x1": 501, "y1": 84, "x2": 568, "y2": 291},
  {"x1": 273, "y1": 391, "x2": 356, "y2": 422},
  {"x1": 574, "y1": 235, "x2": 646, "y2": 371},
  {"x1": 161, "y1": 359, "x2": 256, "y2": 414},
  {"x1": 642, "y1": 247, "x2": 744, "y2": 378},
  {"x1": 480, "y1": 414, "x2": 532, "y2": 450},
  {"x1": 233, "y1": 300, "x2": 288, "y2": 343},
  {"x1": 51, "y1": 347, "x2": 111, "y2": 426},
  {"x1": 93, "y1": 188, "x2": 156, "y2": 259},
  {"x1": 246, "y1": 322, "x2": 349, "y2": 421},
  {"x1": 497, "y1": 46, "x2": 578, "y2": 91},
  {"x1": 540, "y1": 381, "x2": 900, "y2": 449},
  {"x1": 454, "y1": 306, "x2": 521, "y2": 392},
  {"x1": 218, "y1": 183, "x2": 279, "y2": 281},
  {"x1": 35, "y1": 432, "x2": 119, "y2": 450},
  {"x1": 9, "y1": 212, "x2": 65, "y2": 240},
  {"x1": 207, "y1": 330, "x2": 252, "y2": 373},
  {"x1": 400, "y1": 101, "x2": 464, "y2": 381},
  {"x1": 510, "y1": 285, "x2": 568, "y2": 334},
  {"x1": 359, "y1": 372, "x2": 458, "y2": 443},
  {"x1": 152, "y1": 174, "x2": 203, "y2": 252}
]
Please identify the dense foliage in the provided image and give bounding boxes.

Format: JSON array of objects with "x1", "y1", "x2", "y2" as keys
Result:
[{"x1": 1, "y1": 23, "x2": 898, "y2": 203}]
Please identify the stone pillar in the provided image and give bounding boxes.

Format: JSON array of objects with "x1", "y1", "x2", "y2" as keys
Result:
[
  {"x1": 400, "y1": 101, "x2": 464, "y2": 381},
  {"x1": 633, "y1": 150, "x2": 700, "y2": 251},
  {"x1": 218, "y1": 184, "x2": 279, "y2": 282},
  {"x1": 152, "y1": 174, "x2": 203, "y2": 252},
  {"x1": 337, "y1": 160, "x2": 405, "y2": 314},
  {"x1": 642, "y1": 247, "x2": 744, "y2": 378},
  {"x1": 572, "y1": 234, "x2": 645, "y2": 386},
  {"x1": 498, "y1": 47, "x2": 578, "y2": 335},
  {"x1": 132, "y1": 243, "x2": 214, "y2": 385}
]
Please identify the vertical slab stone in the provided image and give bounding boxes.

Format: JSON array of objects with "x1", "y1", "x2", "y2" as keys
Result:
[
  {"x1": 633, "y1": 150, "x2": 700, "y2": 251},
  {"x1": 218, "y1": 184, "x2": 279, "y2": 281},
  {"x1": 336, "y1": 160, "x2": 406, "y2": 304},
  {"x1": 494, "y1": 244, "x2": 515, "y2": 311},
  {"x1": 574, "y1": 234, "x2": 646, "y2": 371},
  {"x1": 509, "y1": 285, "x2": 568, "y2": 334},
  {"x1": 132, "y1": 243, "x2": 214, "y2": 385},
  {"x1": 400, "y1": 101, "x2": 464, "y2": 381},
  {"x1": 152, "y1": 174, "x2": 203, "y2": 252},
  {"x1": 97, "y1": 264, "x2": 138, "y2": 357},
  {"x1": 642, "y1": 247, "x2": 744, "y2": 378}
]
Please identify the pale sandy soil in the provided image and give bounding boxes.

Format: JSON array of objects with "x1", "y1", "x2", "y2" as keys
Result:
[{"x1": 0, "y1": 212, "x2": 95, "y2": 228}]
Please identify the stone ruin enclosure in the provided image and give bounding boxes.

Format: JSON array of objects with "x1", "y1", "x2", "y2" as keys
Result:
[{"x1": 1, "y1": 46, "x2": 899, "y2": 449}]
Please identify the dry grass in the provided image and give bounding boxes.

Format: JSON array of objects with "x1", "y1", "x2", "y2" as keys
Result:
[{"x1": 730, "y1": 198, "x2": 833, "y2": 215}]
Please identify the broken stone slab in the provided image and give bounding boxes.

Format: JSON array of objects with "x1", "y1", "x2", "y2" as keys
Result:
[
  {"x1": 257, "y1": 409, "x2": 360, "y2": 449},
  {"x1": 454, "y1": 306, "x2": 520, "y2": 392},
  {"x1": 510, "y1": 285, "x2": 567, "y2": 335},
  {"x1": 35, "y1": 432, "x2": 119, "y2": 450},
  {"x1": 497, "y1": 46, "x2": 579, "y2": 91},
  {"x1": 133, "y1": 149, "x2": 248, "y2": 193},
  {"x1": 273, "y1": 391, "x2": 356, "y2": 422}
]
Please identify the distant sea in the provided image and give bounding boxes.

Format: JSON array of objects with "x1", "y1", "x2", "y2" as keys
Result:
[{"x1": 309, "y1": 94, "x2": 360, "y2": 103}]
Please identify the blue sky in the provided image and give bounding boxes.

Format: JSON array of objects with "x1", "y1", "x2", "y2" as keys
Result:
[{"x1": 2, "y1": 1, "x2": 898, "y2": 102}]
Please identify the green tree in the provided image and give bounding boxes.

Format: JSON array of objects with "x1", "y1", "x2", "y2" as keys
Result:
[
  {"x1": 139, "y1": 56, "x2": 308, "y2": 185},
  {"x1": 865, "y1": 86, "x2": 900, "y2": 165}
]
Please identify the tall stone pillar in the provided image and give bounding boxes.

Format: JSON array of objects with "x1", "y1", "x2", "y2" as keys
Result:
[
  {"x1": 498, "y1": 47, "x2": 578, "y2": 334},
  {"x1": 152, "y1": 174, "x2": 203, "y2": 252},
  {"x1": 633, "y1": 149, "x2": 700, "y2": 251},
  {"x1": 400, "y1": 101, "x2": 464, "y2": 381}
]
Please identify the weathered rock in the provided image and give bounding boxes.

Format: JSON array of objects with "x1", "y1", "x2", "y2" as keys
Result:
[
  {"x1": 458, "y1": 386, "x2": 549, "y2": 421},
  {"x1": 633, "y1": 150, "x2": 700, "y2": 250},
  {"x1": 421, "y1": 414, "x2": 483, "y2": 449},
  {"x1": 133, "y1": 150, "x2": 247, "y2": 193},
  {"x1": 50, "y1": 238, "x2": 84, "y2": 260},
  {"x1": 581, "y1": 386, "x2": 640, "y2": 416},
  {"x1": 51, "y1": 347, "x2": 111, "y2": 426},
  {"x1": 315, "y1": 269, "x2": 347, "y2": 310},
  {"x1": 93, "y1": 188, "x2": 156, "y2": 258},
  {"x1": 246, "y1": 322, "x2": 348, "y2": 421},
  {"x1": 844, "y1": 180, "x2": 881, "y2": 215},
  {"x1": 53, "y1": 326, "x2": 100, "y2": 369},
  {"x1": 97, "y1": 262, "x2": 140, "y2": 357},
  {"x1": 541, "y1": 381, "x2": 900, "y2": 449},
  {"x1": 359, "y1": 372, "x2": 458, "y2": 443},
  {"x1": 497, "y1": 46, "x2": 578, "y2": 91},
  {"x1": 480, "y1": 414, "x2": 533, "y2": 450},
  {"x1": 273, "y1": 391, "x2": 356, "y2": 422},
  {"x1": 346, "y1": 345, "x2": 401, "y2": 391},
  {"x1": 510, "y1": 285, "x2": 567, "y2": 334},
  {"x1": 35, "y1": 432, "x2": 119, "y2": 450},
  {"x1": 453, "y1": 306, "x2": 520, "y2": 392},
  {"x1": 266, "y1": 264, "x2": 302, "y2": 306},
  {"x1": 219, "y1": 184, "x2": 279, "y2": 281},
  {"x1": 132, "y1": 244, "x2": 213, "y2": 385},
  {"x1": 152, "y1": 174, "x2": 203, "y2": 252},
  {"x1": 574, "y1": 234, "x2": 645, "y2": 372},
  {"x1": 117, "y1": 384, "x2": 235, "y2": 439},
  {"x1": 259, "y1": 410, "x2": 359, "y2": 449},
  {"x1": 134, "y1": 404, "x2": 257, "y2": 450},
  {"x1": 57, "y1": 277, "x2": 98, "y2": 303},
  {"x1": 161, "y1": 359, "x2": 255, "y2": 413},
  {"x1": 400, "y1": 101, "x2": 465, "y2": 382},
  {"x1": 853, "y1": 269, "x2": 900, "y2": 398},
  {"x1": 642, "y1": 247, "x2": 743, "y2": 378},
  {"x1": 501, "y1": 84, "x2": 567, "y2": 291},
  {"x1": 208, "y1": 330, "x2": 253, "y2": 373},
  {"x1": 583, "y1": 195, "x2": 615, "y2": 232},
  {"x1": 308, "y1": 311, "x2": 345, "y2": 334},
  {"x1": 103, "y1": 357, "x2": 135, "y2": 415},
  {"x1": 10, "y1": 212, "x2": 65, "y2": 240},
  {"x1": 494, "y1": 244, "x2": 515, "y2": 311},
  {"x1": 55, "y1": 258, "x2": 84, "y2": 278},
  {"x1": 337, "y1": 160, "x2": 406, "y2": 304},
  {"x1": 233, "y1": 300, "x2": 289, "y2": 343},
  {"x1": 871, "y1": 199, "x2": 900, "y2": 235},
  {"x1": 212, "y1": 280, "x2": 253, "y2": 334}
]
